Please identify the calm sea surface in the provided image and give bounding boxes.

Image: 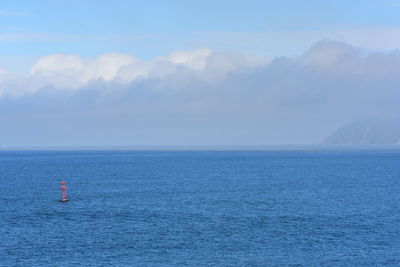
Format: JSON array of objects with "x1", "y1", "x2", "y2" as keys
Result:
[{"x1": 1, "y1": 150, "x2": 400, "y2": 266}]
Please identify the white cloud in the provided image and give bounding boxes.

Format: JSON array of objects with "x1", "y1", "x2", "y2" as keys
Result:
[
  {"x1": 29, "y1": 54, "x2": 83, "y2": 88},
  {"x1": 80, "y1": 52, "x2": 137, "y2": 83},
  {"x1": 29, "y1": 52, "x2": 137, "y2": 88},
  {"x1": 30, "y1": 54, "x2": 83, "y2": 75},
  {"x1": 10, "y1": 48, "x2": 262, "y2": 93},
  {"x1": 164, "y1": 47, "x2": 212, "y2": 70}
]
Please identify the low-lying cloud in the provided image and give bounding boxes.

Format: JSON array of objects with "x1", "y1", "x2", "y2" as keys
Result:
[{"x1": 1, "y1": 40, "x2": 400, "y2": 146}]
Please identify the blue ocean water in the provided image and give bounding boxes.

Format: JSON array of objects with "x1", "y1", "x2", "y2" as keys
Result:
[{"x1": 1, "y1": 150, "x2": 400, "y2": 266}]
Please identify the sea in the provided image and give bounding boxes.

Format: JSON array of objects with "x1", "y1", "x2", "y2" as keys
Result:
[{"x1": 1, "y1": 149, "x2": 400, "y2": 266}]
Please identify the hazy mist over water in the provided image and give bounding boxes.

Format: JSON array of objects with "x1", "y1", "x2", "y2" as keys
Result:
[{"x1": 1, "y1": 40, "x2": 400, "y2": 146}]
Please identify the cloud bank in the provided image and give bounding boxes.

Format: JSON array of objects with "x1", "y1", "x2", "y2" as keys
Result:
[{"x1": 1, "y1": 40, "x2": 400, "y2": 146}]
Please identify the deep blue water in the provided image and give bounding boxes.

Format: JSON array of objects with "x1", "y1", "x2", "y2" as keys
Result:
[{"x1": 1, "y1": 150, "x2": 400, "y2": 266}]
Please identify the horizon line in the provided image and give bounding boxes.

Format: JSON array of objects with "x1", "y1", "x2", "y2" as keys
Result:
[{"x1": 1, "y1": 144, "x2": 400, "y2": 151}]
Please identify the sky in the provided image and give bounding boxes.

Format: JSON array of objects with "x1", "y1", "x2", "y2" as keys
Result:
[{"x1": 0, "y1": 0, "x2": 400, "y2": 146}]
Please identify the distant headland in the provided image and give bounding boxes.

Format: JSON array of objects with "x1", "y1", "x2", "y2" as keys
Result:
[{"x1": 322, "y1": 119, "x2": 400, "y2": 145}]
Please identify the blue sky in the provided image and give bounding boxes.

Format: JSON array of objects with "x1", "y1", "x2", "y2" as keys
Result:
[
  {"x1": 1, "y1": 0, "x2": 400, "y2": 73},
  {"x1": 1, "y1": 1, "x2": 400, "y2": 146}
]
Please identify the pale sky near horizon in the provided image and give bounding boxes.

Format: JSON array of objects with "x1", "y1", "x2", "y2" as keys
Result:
[{"x1": 0, "y1": 0, "x2": 400, "y2": 146}]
